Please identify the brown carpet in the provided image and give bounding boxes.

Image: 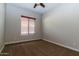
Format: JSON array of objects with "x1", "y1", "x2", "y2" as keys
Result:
[{"x1": 1, "y1": 39, "x2": 79, "y2": 56}]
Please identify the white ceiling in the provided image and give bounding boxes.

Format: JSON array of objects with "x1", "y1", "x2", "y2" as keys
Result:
[{"x1": 11, "y1": 3, "x2": 60, "y2": 14}]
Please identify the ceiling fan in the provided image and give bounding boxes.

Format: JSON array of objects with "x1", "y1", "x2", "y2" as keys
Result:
[{"x1": 34, "y1": 3, "x2": 45, "y2": 8}]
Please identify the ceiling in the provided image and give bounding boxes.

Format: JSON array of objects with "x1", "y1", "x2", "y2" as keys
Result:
[{"x1": 11, "y1": 3, "x2": 60, "y2": 14}]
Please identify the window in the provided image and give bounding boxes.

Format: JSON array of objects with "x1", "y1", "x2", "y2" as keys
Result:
[
  {"x1": 29, "y1": 19, "x2": 35, "y2": 34},
  {"x1": 21, "y1": 15, "x2": 36, "y2": 35}
]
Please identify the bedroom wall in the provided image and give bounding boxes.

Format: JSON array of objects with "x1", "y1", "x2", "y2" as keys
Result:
[
  {"x1": 42, "y1": 3, "x2": 79, "y2": 51},
  {"x1": 0, "y1": 3, "x2": 5, "y2": 52},
  {"x1": 5, "y1": 4, "x2": 42, "y2": 43}
]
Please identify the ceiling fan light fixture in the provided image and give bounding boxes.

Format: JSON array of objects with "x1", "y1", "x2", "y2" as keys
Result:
[{"x1": 34, "y1": 3, "x2": 45, "y2": 8}]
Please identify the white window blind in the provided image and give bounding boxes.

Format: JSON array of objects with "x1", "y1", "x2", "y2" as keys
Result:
[{"x1": 21, "y1": 16, "x2": 36, "y2": 35}]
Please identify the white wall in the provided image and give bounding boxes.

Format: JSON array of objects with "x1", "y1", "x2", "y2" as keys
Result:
[
  {"x1": 5, "y1": 4, "x2": 42, "y2": 43},
  {"x1": 0, "y1": 3, "x2": 5, "y2": 52},
  {"x1": 42, "y1": 3, "x2": 79, "y2": 51}
]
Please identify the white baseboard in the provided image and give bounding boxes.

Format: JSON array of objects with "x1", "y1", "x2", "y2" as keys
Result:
[
  {"x1": 0, "y1": 45, "x2": 5, "y2": 53},
  {"x1": 5, "y1": 38, "x2": 79, "y2": 52},
  {"x1": 5, "y1": 39, "x2": 39, "y2": 45},
  {"x1": 43, "y1": 39, "x2": 79, "y2": 52}
]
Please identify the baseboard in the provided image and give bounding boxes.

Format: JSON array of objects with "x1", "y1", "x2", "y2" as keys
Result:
[
  {"x1": 0, "y1": 45, "x2": 5, "y2": 53},
  {"x1": 5, "y1": 38, "x2": 79, "y2": 52},
  {"x1": 5, "y1": 39, "x2": 39, "y2": 45},
  {"x1": 43, "y1": 39, "x2": 79, "y2": 52}
]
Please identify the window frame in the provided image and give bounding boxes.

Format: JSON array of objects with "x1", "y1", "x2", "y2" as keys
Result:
[{"x1": 21, "y1": 15, "x2": 36, "y2": 35}]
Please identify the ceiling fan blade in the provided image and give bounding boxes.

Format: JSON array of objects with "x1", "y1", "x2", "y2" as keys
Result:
[
  {"x1": 40, "y1": 3, "x2": 45, "y2": 8},
  {"x1": 34, "y1": 3, "x2": 37, "y2": 8}
]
